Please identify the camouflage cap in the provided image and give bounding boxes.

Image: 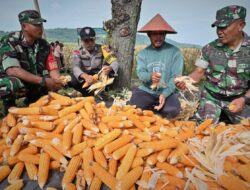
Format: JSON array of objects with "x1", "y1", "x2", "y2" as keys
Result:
[
  {"x1": 212, "y1": 5, "x2": 246, "y2": 27},
  {"x1": 18, "y1": 10, "x2": 46, "y2": 24}
]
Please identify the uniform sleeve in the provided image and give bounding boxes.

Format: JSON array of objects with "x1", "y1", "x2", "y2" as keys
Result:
[
  {"x1": 162, "y1": 50, "x2": 184, "y2": 98},
  {"x1": 1, "y1": 36, "x2": 21, "y2": 71},
  {"x1": 46, "y1": 48, "x2": 59, "y2": 71},
  {"x1": 136, "y1": 52, "x2": 151, "y2": 82},
  {"x1": 72, "y1": 50, "x2": 84, "y2": 82},
  {"x1": 109, "y1": 60, "x2": 119, "y2": 75}
]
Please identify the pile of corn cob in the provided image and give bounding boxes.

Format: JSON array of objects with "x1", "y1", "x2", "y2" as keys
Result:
[{"x1": 0, "y1": 92, "x2": 249, "y2": 190}]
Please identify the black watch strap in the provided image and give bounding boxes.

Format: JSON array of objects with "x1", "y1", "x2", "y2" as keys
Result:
[{"x1": 39, "y1": 76, "x2": 46, "y2": 87}]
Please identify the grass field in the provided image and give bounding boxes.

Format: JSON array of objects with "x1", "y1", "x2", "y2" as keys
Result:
[{"x1": 0, "y1": 44, "x2": 200, "y2": 118}]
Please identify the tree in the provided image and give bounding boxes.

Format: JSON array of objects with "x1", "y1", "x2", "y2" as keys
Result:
[{"x1": 104, "y1": 0, "x2": 142, "y2": 89}]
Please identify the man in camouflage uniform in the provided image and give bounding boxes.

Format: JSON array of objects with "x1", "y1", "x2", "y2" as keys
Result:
[
  {"x1": 176, "y1": 5, "x2": 250, "y2": 124},
  {"x1": 70, "y1": 26, "x2": 119, "y2": 96},
  {"x1": 0, "y1": 10, "x2": 63, "y2": 114}
]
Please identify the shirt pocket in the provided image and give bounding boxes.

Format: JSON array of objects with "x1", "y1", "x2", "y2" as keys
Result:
[
  {"x1": 91, "y1": 56, "x2": 102, "y2": 69},
  {"x1": 237, "y1": 62, "x2": 250, "y2": 80}
]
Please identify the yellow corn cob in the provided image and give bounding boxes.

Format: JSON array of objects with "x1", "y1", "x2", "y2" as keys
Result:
[
  {"x1": 131, "y1": 131, "x2": 152, "y2": 142},
  {"x1": 53, "y1": 112, "x2": 76, "y2": 125},
  {"x1": 93, "y1": 149, "x2": 108, "y2": 169},
  {"x1": 6, "y1": 126, "x2": 19, "y2": 145},
  {"x1": 196, "y1": 118, "x2": 213, "y2": 134},
  {"x1": 38, "y1": 152, "x2": 50, "y2": 189},
  {"x1": 98, "y1": 122, "x2": 109, "y2": 134},
  {"x1": 31, "y1": 121, "x2": 55, "y2": 131},
  {"x1": 49, "y1": 160, "x2": 61, "y2": 170},
  {"x1": 95, "y1": 129, "x2": 121, "y2": 150},
  {"x1": 46, "y1": 188, "x2": 58, "y2": 190},
  {"x1": 67, "y1": 141, "x2": 87, "y2": 157},
  {"x1": 79, "y1": 108, "x2": 91, "y2": 121},
  {"x1": 101, "y1": 115, "x2": 127, "y2": 123},
  {"x1": 49, "y1": 99, "x2": 73, "y2": 106},
  {"x1": 146, "y1": 152, "x2": 158, "y2": 166},
  {"x1": 64, "y1": 116, "x2": 81, "y2": 132},
  {"x1": 147, "y1": 125, "x2": 161, "y2": 133},
  {"x1": 112, "y1": 143, "x2": 132, "y2": 160},
  {"x1": 89, "y1": 161, "x2": 116, "y2": 190},
  {"x1": 168, "y1": 142, "x2": 189, "y2": 164},
  {"x1": 7, "y1": 155, "x2": 19, "y2": 166},
  {"x1": 131, "y1": 157, "x2": 143, "y2": 168},
  {"x1": 83, "y1": 147, "x2": 94, "y2": 185},
  {"x1": 108, "y1": 158, "x2": 118, "y2": 176},
  {"x1": 104, "y1": 135, "x2": 133, "y2": 154},
  {"x1": 0, "y1": 118, "x2": 10, "y2": 134},
  {"x1": 36, "y1": 131, "x2": 62, "y2": 141},
  {"x1": 0, "y1": 165, "x2": 11, "y2": 182},
  {"x1": 89, "y1": 175, "x2": 102, "y2": 190},
  {"x1": 8, "y1": 162, "x2": 24, "y2": 184},
  {"x1": 4, "y1": 179, "x2": 23, "y2": 190},
  {"x1": 156, "y1": 162, "x2": 183, "y2": 178},
  {"x1": 17, "y1": 153, "x2": 40, "y2": 165},
  {"x1": 29, "y1": 139, "x2": 51, "y2": 148},
  {"x1": 139, "y1": 116, "x2": 156, "y2": 123},
  {"x1": 58, "y1": 100, "x2": 85, "y2": 118},
  {"x1": 52, "y1": 121, "x2": 67, "y2": 134},
  {"x1": 116, "y1": 166, "x2": 143, "y2": 190},
  {"x1": 84, "y1": 101, "x2": 94, "y2": 115},
  {"x1": 218, "y1": 172, "x2": 249, "y2": 190},
  {"x1": 8, "y1": 107, "x2": 42, "y2": 115},
  {"x1": 29, "y1": 95, "x2": 49, "y2": 107},
  {"x1": 63, "y1": 130, "x2": 72, "y2": 151},
  {"x1": 175, "y1": 129, "x2": 195, "y2": 142},
  {"x1": 25, "y1": 162, "x2": 38, "y2": 180},
  {"x1": 72, "y1": 122, "x2": 83, "y2": 145},
  {"x1": 10, "y1": 135, "x2": 23, "y2": 156},
  {"x1": 116, "y1": 144, "x2": 137, "y2": 180},
  {"x1": 18, "y1": 145, "x2": 38, "y2": 155},
  {"x1": 19, "y1": 126, "x2": 46, "y2": 135},
  {"x1": 138, "y1": 139, "x2": 177, "y2": 151},
  {"x1": 64, "y1": 183, "x2": 77, "y2": 190},
  {"x1": 157, "y1": 149, "x2": 171, "y2": 163},
  {"x1": 138, "y1": 169, "x2": 152, "y2": 190},
  {"x1": 62, "y1": 155, "x2": 82, "y2": 188},
  {"x1": 82, "y1": 120, "x2": 99, "y2": 133},
  {"x1": 6, "y1": 113, "x2": 16, "y2": 127},
  {"x1": 162, "y1": 174, "x2": 186, "y2": 189},
  {"x1": 237, "y1": 155, "x2": 249, "y2": 164},
  {"x1": 127, "y1": 114, "x2": 145, "y2": 130},
  {"x1": 136, "y1": 148, "x2": 154, "y2": 158},
  {"x1": 43, "y1": 144, "x2": 68, "y2": 165}
]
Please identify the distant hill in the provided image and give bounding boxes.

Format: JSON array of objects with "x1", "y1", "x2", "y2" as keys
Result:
[{"x1": 0, "y1": 28, "x2": 201, "y2": 48}]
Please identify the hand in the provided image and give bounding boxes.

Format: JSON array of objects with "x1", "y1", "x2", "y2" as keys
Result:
[
  {"x1": 228, "y1": 97, "x2": 245, "y2": 113},
  {"x1": 175, "y1": 81, "x2": 186, "y2": 90},
  {"x1": 102, "y1": 65, "x2": 112, "y2": 75},
  {"x1": 45, "y1": 78, "x2": 64, "y2": 91},
  {"x1": 154, "y1": 94, "x2": 166, "y2": 111},
  {"x1": 151, "y1": 72, "x2": 161, "y2": 83},
  {"x1": 81, "y1": 73, "x2": 95, "y2": 85}
]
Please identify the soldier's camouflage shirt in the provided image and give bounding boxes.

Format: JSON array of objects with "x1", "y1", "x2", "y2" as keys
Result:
[
  {"x1": 195, "y1": 32, "x2": 250, "y2": 97},
  {"x1": 0, "y1": 31, "x2": 58, "y2": 77}
]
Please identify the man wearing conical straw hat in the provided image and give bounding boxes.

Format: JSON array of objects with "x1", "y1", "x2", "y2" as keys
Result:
[{"x1": 129, "y1": 14, "x2": 184, "y2": 119}]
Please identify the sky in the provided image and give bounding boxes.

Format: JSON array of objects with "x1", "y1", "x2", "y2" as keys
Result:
[{"x1": 0, "y1": 0, "x2": 249, "y2": 46}]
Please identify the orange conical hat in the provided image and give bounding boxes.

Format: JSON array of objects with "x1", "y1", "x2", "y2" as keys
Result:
[{"x1": 138, "y1": 13, "x2": 177, "y2": 34}]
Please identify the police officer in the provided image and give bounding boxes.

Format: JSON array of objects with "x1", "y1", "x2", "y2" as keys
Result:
[
  {"x1": 176, "y1": 5, "x2": 250, "y2": 124},
  {"x1": 0, "y1": 10, "x2": 63, "y2": 114},
  {"x1": 70, "y1": 26, "x2": 119, "y2": 96}
]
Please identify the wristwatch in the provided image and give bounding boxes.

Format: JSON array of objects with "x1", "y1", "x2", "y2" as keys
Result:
[
  {"x1": 243, "y1": 95, "x2": 250, "y2": 104},
  {"x1": 39, "y1": 76, "x2": 46, "y2": 87}
]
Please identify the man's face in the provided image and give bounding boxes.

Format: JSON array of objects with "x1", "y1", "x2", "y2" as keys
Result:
[
  {"x1": 22, "y1": 23, "x2": 43, "y2": 39},
  {"x1": 216, "y1": 19, "x2": 245, "y2": 45},
  {"x1": 82, "y1": 38, "x2": 96, "y2": 52},
  {"x1": 149, "y1": 31, "x2": 166, "y2": 48}
]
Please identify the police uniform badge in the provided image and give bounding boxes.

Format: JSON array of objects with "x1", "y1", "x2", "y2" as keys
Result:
[{"x1": 85, "y1": 28, "x2": 90, "y2": 35}]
